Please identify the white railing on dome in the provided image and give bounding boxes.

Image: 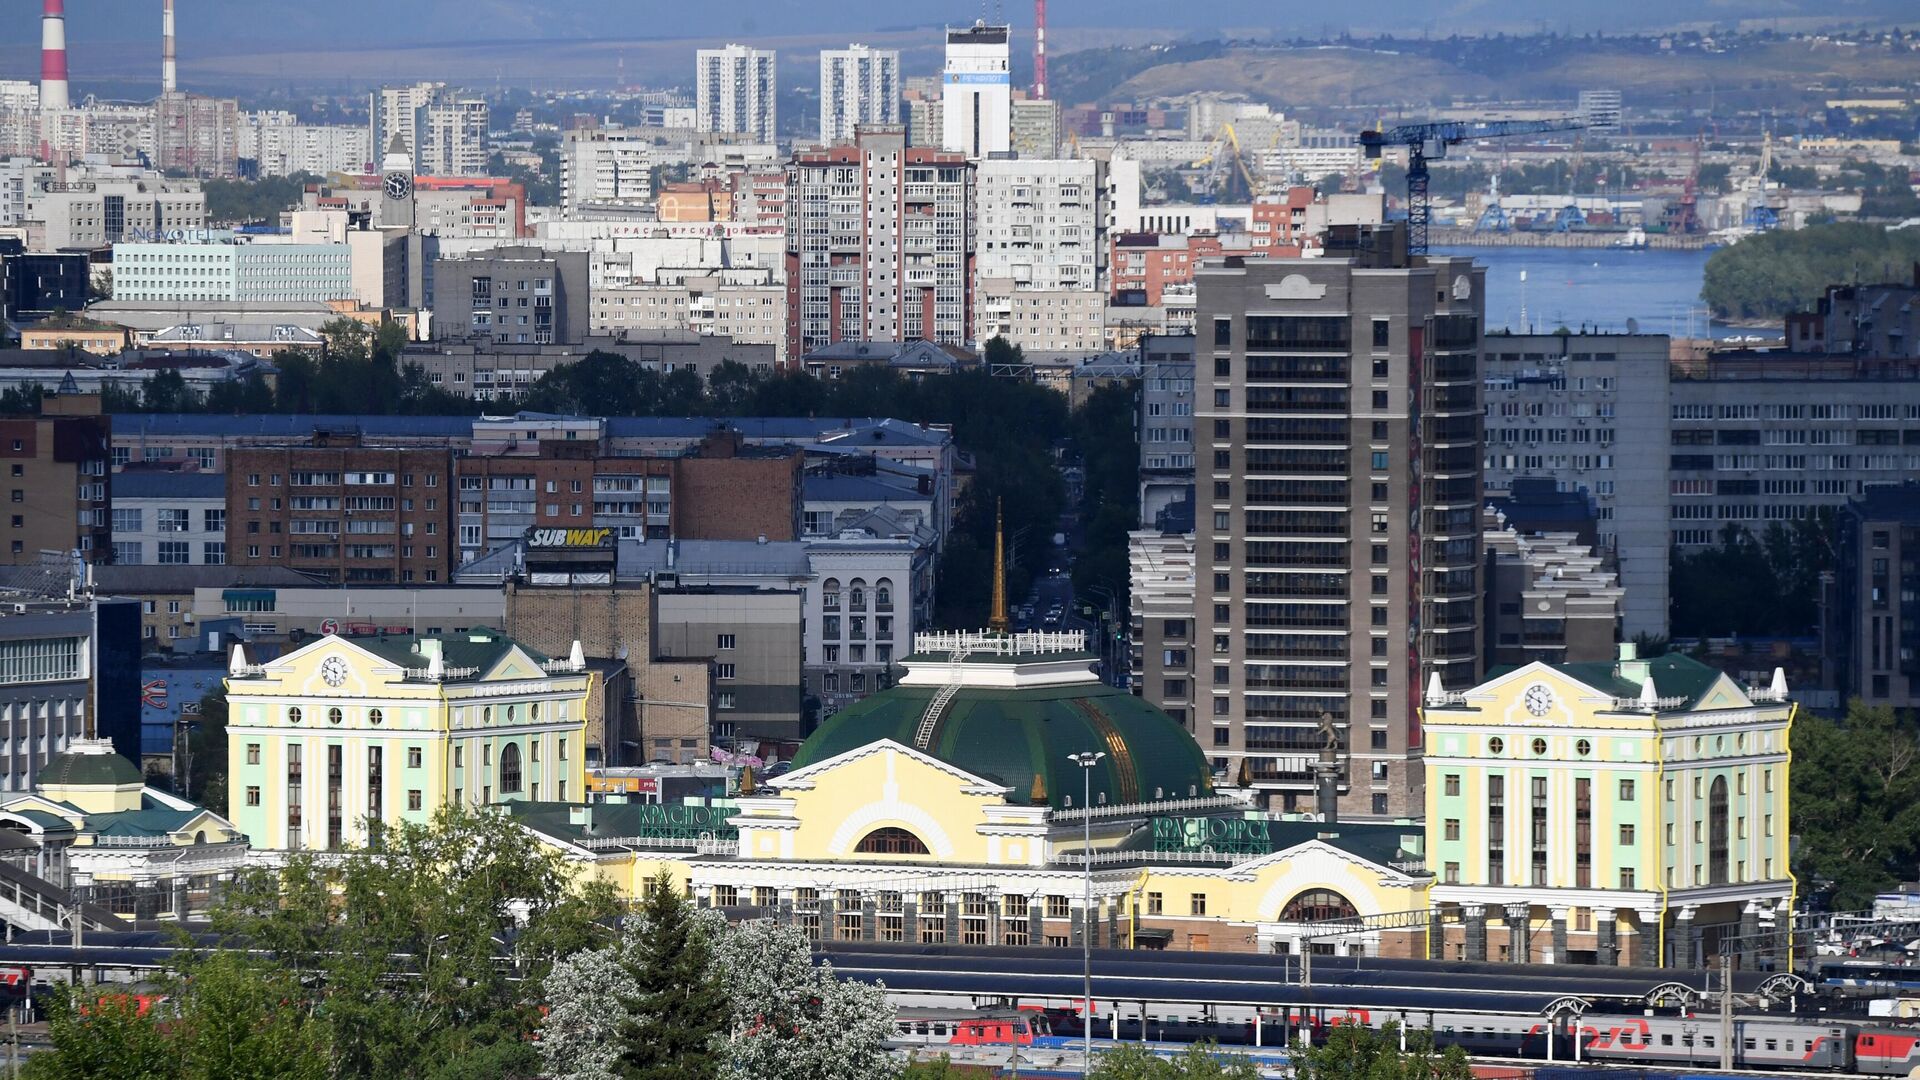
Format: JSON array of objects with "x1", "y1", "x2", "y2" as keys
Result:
[
  {"x1": 1055, "y1": 847, "x2": 1263, "y2": 868},
  {"x1": 912, "y1": 630, "x2": 1087, "y2": 656},
  {"x1": 401, "y1": 665, "x2": 481, "y2": 681},
  {"x1": 1049, "y1": 794, "x2": 1242, "y2": 824}
]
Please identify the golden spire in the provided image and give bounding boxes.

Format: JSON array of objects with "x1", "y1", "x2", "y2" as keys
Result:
[{"x1": 989, "y1": 498, "x2": 1009, "y2": 633}]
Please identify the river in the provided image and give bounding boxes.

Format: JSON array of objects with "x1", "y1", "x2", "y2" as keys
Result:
[{"x1": 1434, "y1": 245, "x2": 1749, "y2": 340}]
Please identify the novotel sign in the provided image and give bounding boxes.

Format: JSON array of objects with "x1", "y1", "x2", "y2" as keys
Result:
[
  {"x1": 527, "y1": 527, "x2": 614, "y2": 550},
  {"x1": 124, "y1": 227, "x2": 233, "y2": 244},
  {"x1": 1150, "y1": 815, "x2": 1272, "y2": 854}
]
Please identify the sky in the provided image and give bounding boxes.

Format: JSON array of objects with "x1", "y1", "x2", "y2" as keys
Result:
[{"x1": 38, "y1": 0, "x2": 1918, "y2": 48}]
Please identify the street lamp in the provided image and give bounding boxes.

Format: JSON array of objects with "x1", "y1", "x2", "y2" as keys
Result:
[{"x1": 1068, "y1": 750, "x2": 1106, "y2": 1074}]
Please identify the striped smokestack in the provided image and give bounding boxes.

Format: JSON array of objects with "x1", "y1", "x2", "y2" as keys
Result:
[
  {"x1": 163, "y1": 0, "x2": 177, "y2": 93},
  {"x1": 40, "y1": 0, "x2": 70, "y2": 111}
]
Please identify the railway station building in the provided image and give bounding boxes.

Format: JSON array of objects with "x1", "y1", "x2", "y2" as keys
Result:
[
  {"x1": 509, "y1": 629, "x2": 1437, "y2": 957},
  {"x1": 1423, "y1": 643, "x2": 1796, "y2": 968}
]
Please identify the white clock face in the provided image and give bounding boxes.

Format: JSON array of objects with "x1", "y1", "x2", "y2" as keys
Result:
[
  {"x1": 320, "y1": 656, "x2": 349, "y2": 688},
  {"x1": 1523, "y1": 684, "x2": 1555, "y2": 717}
]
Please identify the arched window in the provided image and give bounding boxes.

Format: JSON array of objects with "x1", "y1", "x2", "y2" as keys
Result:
[
  {"x1": 822, "y1": 578, "x2": 842, "y2": 611},
  {"x1": 849, "y1": 578, "x2": 868, "y2": 611},
  {"x1": 855, "y1": 827, "x2": 929, "y2": 855},
  {"x1": 875, "y1": 579, "x2": 893, "y2": 611},
  {"x1": 500, "y1": 743, "x2": 523, "y2": 794},
  {"x1": 1709, "y1": 775, "x2": 1730, "y2": 884},
  {"x1": 1281, "y1": 889, "x2": 1358, "y2": 923}
]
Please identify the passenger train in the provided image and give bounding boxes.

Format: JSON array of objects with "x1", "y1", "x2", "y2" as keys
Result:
[{"x1": 890, "y1": 1001, "x2": 1920, "y2": 1074}]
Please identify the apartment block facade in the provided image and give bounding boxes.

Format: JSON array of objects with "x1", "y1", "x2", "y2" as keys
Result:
[
  {"x1": 0, "y1": 394, "x2": 111, "y2": 565},
  {"x1": 224, "y1": 432, "x2": 456, "y2": 585},
  {"x1": 696, "y1": 45, "x2": 778, "y2": 143},
  {"x1": 1480, "y1": 332, "x2": 1670, "y2": 640},
  {"x1": 1165, "y1": 229, "x2": 1484, "y2": 819},
  {"x1": 819, "y1": 45, "x2": 901, "y2": 145},
  {"x1": 785, "y1": 128, "x2": 975, "y2": 360}
]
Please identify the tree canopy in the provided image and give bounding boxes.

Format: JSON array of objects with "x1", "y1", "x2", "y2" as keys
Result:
[
  {"x1": 1701, "y1": 223, "x2": 1920, "y2": 320},
  {"x1": 1669, "y1": 516, "x2": 1833, "y2": 638},
  {"x1": 1792, "y1": 702, "x2": 1920, "y2": 910}
]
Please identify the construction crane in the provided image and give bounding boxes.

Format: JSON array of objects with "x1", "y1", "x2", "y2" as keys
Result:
[{"x1": 1360, "y1": 117, "x2": 1587, "y2": 255}]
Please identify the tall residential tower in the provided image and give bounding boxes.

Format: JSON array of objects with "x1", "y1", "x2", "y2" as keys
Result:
[
  {"x1": 819, "y1": 45, "x2": 900, "y2": 145},
  {"x1": 696, "y1": 44, "x2": 778, "y2": 144},
  {"x1": 941, "y1": 21, "x2": 1011, "y2": 159}
]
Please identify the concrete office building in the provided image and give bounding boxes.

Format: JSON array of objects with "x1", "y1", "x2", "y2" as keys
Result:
[
  {"x1": 0, "y1": 394, "x2": 111, "y2": 566},
  {"x1": 112, "y1": 241, "x2": 354, "y2": 305},
  {"x1": 805, "y1": 509, "x2": 936, "y2": 720},
  {"x1": 785, "y1": 128, "x2": 974, "y2": 359},
  {"x1": 0, "y1": 598, "x2": 141, "y2": 790},
  {"x1": 591, "y1": 272, "x2": 786, "y2": 362},
  {"x1": 431, "y1": 246, "x2": 591, "y2": 345},
  {"x1": 1164, "y1": 226, "x2": 1484, "y2": 819},
  {"x1": 109, "y1": 471, "x2": 225, "y2": 567},
  {"x1": 1481, "y1": 507, "x2": 1623, "y2": 669},
  {"x1": 941, "y1": 21, "x2": 1011, "y2": 159},
  {"x1": 370, "y1": 83, "x2": 489, "y2": 177},
  {"x1": 696, "y1": 45, "x2": 778, "y2": 144},
  {"x1": 1825, "y1": 484, "x2": 1920, "y2": 710},
  {"x1": 1481, "y1": 332, "x2": 1669, "y2": 640},
  {"x1": 559, "y1": 128, "x2": 652, "y2": 217},
  {"x1": 819, "y1": 45, "x2": 900, "y2": 146},
  {"x1": 24, "y1": 174, "x2": 206, "y2": 250},
  {"x1": 974, "y1": 156, "x2": 1098, "y2": 351},
  {"x1": 1579, "y1": 89, "x2": 1623, "y2": 133},
  {"x1": 1011, "y1": 98, "x2": 1062, "y2": 158}
]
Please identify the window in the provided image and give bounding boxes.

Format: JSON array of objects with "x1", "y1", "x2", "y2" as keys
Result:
[
  {"x1": 1189, "y1": 893, "x2": 1208, "y2": 916},
  {"x1": 1046, "y1": 895, "x2": 1070, "y2": 919},
  {"x1": 1372, "y1": 319, "x2": 1390, "y2": 348},
  {"x1": 855, "y1": 827, "x2": 928, "y2": 854},
  {"x1": 1444, "y1": 818, "x2": 1460, "y2": 840},
  {"x1": 245, "y1": 743, "x2": 261, "y2": 765},
  {"x1": 407, "y1": 746, "x2": 422, "y2": 768},
  {"x1": 1620, "y1": 868, "x2": 1636, "y2": 889},
  {"x1": 716, "y1": 663, "x2": 736, "y2": 680},
  {"x1": 1620, "y1": 824, "x2": 1636, "y2": 845},
  {"x1": 717, "y1": 634, "x2": 737, "y2": 650},
  {"x1": 408, "y1": 790, "x2": 423, "y2": 811},
  {"x1": 1619, "y1": 779, "x2": 1635, "y2": 801},
  {"x1": 1146, "y1": 891, "x2": 1163, "y2": 915},
  {"x1": 157, "y1": 541, "x2": 190, "y2": 565},
  {"x1": 245, "y1": 786, "x2": 261, "y2": 806},
  {"x1": 1443, "y1": 773, "x2": 1460, "y2": 796}
]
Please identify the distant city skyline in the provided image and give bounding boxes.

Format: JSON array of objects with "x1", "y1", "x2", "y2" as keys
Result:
[{"x1": 32, "y1": 0, "x2": 1920, "y2": 51}]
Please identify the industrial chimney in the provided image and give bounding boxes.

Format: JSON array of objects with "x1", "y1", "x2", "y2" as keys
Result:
[
  {"x1": 40, "y1": 0, "x2": 70, "y2": 111},
  {"x1": 162, "y1": 0, "x2": 177, "y2": 94}
]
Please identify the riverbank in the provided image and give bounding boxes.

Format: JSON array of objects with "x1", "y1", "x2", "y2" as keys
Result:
[{"x1": 1430, "y1": 226, "x2": 1713, "y2": 251}]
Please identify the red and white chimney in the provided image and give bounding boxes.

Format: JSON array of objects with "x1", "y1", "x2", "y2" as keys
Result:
[
  {"x1": 40, "y1": 0, "x2": 69, "y2": 111},
  {"x1": 163, "y1": 0, "x2": 177, "y2": 94}
]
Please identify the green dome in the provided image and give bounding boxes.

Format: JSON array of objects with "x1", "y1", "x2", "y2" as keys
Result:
[
  {"x1": 40, "y1": 745, "x2": 143, "y2": 788},
  {"x1": 793, "y1": 681, "x2": 1215, "y2": 810}
]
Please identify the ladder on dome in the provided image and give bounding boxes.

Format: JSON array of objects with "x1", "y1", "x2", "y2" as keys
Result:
[{"x1": 913, "y1": 646, "x2": 971, "y2": 750}]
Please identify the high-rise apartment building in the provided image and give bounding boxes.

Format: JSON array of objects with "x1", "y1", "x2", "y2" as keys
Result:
[
  {"x1": 785, "y1": 128, "x2": 974, "y2": 360},
  {"x1": 559, "y1": 127, "x2": 652, "y2": 217},
  {"x1": 696, "y1": 45, "x2": 777, "y2": 144},
  {"x1": 974, "y1": 157, "x2": 1099, "y2": 352},
  {"x1": 1578, "y1": 89, "x2": 1623, "y2": 133},
  {"x1": 1824, "y1": 483, "x2": 1920, "y2": 710},
  {"x1": 1169, "y1": 226, "x2": 1484, "y2": 819},
  {"x1": 154, "y1": 92, "x2": 242, "y2": 179},
  {"x1": 941, "y1": 21, "x2": 1011, "y2": 159},
  {"x1": 431, "y1": 246, "x2": 591, "y2": 346},
  {"x1": 1481, "y1": 332, "x2": 1669, "y2": 640},
  {"x1": 370, "y1": 83, "x2": 489, "y2": 177},
  {"x1": 818, "y1": 45, "x2": 900, "y2": 146},
  {"x1": 1011, "y1": 97, "x2": 1063, "y2": 158}
]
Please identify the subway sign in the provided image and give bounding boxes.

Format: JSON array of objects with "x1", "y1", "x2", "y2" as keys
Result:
[
  {"x1": 527, "y1": 527, "x2": 614, "y2": 550},
  {"x1": 1151, "y1": 815, "x2": 1273, "y2": 855}
]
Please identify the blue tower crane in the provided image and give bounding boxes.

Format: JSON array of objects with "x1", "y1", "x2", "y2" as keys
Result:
[{"x1": 1360, "y1": 117, "x2": 1588, "y2": 255}]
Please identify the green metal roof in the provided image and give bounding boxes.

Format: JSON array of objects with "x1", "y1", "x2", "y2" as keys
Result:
[
  {"x1": 87, "y1": 808, "x2": 200, "y2": 838},
  {"x1": 39, "y1": 749, "x2": 143, "y2": 788},
  {"x1": 345, "y1": 628, "x2": 550, "y2": 681},
  {"x1": 791, "y1": 682, "x2": 1215, "y2": 810},
  {"x1": 1550, "y1": 653, "x2": 1728, "y2": 708}
]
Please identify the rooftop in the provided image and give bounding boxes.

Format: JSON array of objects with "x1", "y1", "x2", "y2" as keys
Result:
[{"x1": 111, "y1": 471, "x2": 225, "y2": 500}]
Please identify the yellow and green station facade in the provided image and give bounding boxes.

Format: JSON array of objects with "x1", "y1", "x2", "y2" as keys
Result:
[{"x1": 224, "y1": 629, "x2": 1792, "y2": 965}]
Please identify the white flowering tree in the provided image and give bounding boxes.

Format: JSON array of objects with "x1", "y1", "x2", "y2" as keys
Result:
[
  {"x1": 712, "y1": 919, "x2": 902, "y2": 1080},
  {"x1": 538, "y1": 944, "x2": 637, "y2": 1080}
]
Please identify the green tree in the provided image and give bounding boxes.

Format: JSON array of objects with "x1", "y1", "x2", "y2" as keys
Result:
[
  {"x1": 714, "y1": 919, "x2": 900, "y2": 1080},
  {"x1": 1087, "y1": 1042, "x2": 1260, "y2": 1079},
  {"x1": 617, "y1": 869, "x2": 726, "y2": 1079},
  {"x1": 181, "y1": 687, "x2": 228, "y2": 809},
  {"x1": 141, "y1": 368, "x2": 199, "y2": 413},
  {"x1": 166, "y1": 950, "x2": 330, "y2": 1080},
  {"x1": 1670, "y1": 515, "x2": 1834, "y2": 637},
  {"x1": 1791, "y1": 702, "x2": 1920, "y2": 908},
  {"x1": 1071, "y1": 382, "x2": 1143, "y2": 615},
  {"x1": 1293, "y1": 1023, "x2": 1473, "y2": 1080},
  {"x1": 26, "y1": 990, "x2": 171, "y2": 1080},
  {"x1": 1702, "y1": 223, "x2": 1920, "y2": 319},
  {"x1": 210, "y1": 803, "x2": 621, "y2": 1078}
]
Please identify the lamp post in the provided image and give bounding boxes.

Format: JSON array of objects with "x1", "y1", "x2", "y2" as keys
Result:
[{"x1": 1068, "y1": 750, "x2": 1106, "y2": 1074}]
